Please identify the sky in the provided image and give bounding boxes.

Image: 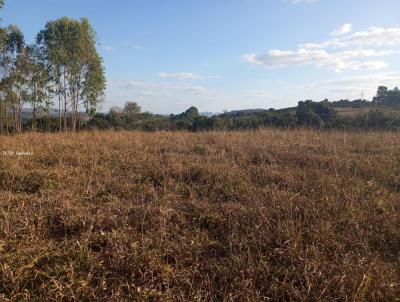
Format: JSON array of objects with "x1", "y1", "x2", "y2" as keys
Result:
[{"x1": 3, "y1": 0, "x2": 400, "y2": 114}]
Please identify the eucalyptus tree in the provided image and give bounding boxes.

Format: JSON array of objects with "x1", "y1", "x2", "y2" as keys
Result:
[
  {"x1": 10, "y1": 46, "x2": 29, "y2": 132},
  {"x1": 0, "y1": 25, "x2": 24, "y2": 132},
  {"x1": 21, "y1": 45, "x2": 52, "y2": 131},
  {"x1": 37, "y1": 17, "x2": 105, "y2": 132},
  {"x1": 83, "y1": 52, "x2": 106, "y2": 118},
  {"x1": 0, "y1": 3, "x2": 28, "y2": 133},
  {"x1": 36, "y1": 18, "x2": 71, "y2": 132}
]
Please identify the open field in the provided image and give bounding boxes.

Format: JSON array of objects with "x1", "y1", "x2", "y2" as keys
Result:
[
  {"x1": 335, "y1": 106, "x2": 400, "y2": 117},
  {"x1": 0, "y1": 130, "x2": 400, "y2": 301}
]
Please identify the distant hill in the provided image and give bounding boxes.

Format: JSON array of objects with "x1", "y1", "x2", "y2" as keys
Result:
[
  {"x1": 224, "y1": 109, "x2": 269, "y2": 116},
  {"x1": 199, "y1": 111, "x2": 218, "y2": 117},
  {"x1": 223, "y1": 107, "x2": 297, "y2": 117},
  {"x1": 220, "y1": 102, "x2": 400, "y2": 119},
  {"x1": 333, "y1": 106, "x2": 400, "y2": 117},
  {"x1": 20, "y1": 108, "x2": 90, "y2": 121}
]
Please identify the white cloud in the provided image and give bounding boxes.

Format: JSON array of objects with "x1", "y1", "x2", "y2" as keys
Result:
[
  {"x1": 132, "y1": 91, "x2": 158, "y2": 97},
  {"x1": 159, "y1": 72, "x2": 203, "y2": 80},
  {"x1": 243, "y1": 25, "x2": 400, "y2": 72},
  {"x1": 126, "y1": 81, "x2": 157, "y2": 89},
  {"x1": 102, "y1": 42, "x2": 143, "y2": 52},
  {"x1": 290, "y1": 0, "x2": 318, "y2": 4},
  {"x1": 328, "y1": 60, "x2": 387, "y2": 73},
  {"x1": 306, "y1": 73, "x2": 400, "y2": 89},
  {"x1": 243, "y1": 48, "x2": 395, "y2": 72},
  {"x1": 124, "y1": 80, "x2": 209, "y2": 95},
  {"x1": 346, "y1": 26, "x2": 400, "y2": 46},
  {"x1": 243, "y1": 49, "x2": 328, "y2": 67},
  {"x1": 103, "y1": 46, "x2": 113, "y2": 52},
  {"x1": 159, "y1": 71, "x2": 220, "y2": 80},
  {"x1": 245, "y1": 90, "x2": 272, "y2": 98},
  {"x1": 300, "y1": 39, "x2": 347, "y2": 49},
  {"x1": 330, "y1": 23, "x2": 353, "y2": 36},
  {"x1": 207, "y1": 75, "x2": 222, "y2": 79},
  {"x1": 302, "y1": 26, "x2": 400, "y2": 50},
  {"x1": 174, "y1": 85, "x2": 208, "y2": 93},
  {"x1": 297, "y1": 72, "x2": 400, "y2": 100}
]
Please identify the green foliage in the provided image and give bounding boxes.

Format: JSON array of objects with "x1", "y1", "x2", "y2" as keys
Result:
[
  {"x1": 330, "y1": 99, "x2": 372, "y2": 108},
  {"x1": 36, "y1": 17, "x2": 106, "y2": 130},
  {"x1": 4, "y1": 25, "x2": 24, "y2": 55},
  {"x1": 372, "y1": 86, "x2": 400, "y2": 106},
  {"x1": 19, "y1": 45, "x2": 52, "y2": 129},
  {"x1": 296, "y1": 100, "x2": 337, "y2": 128},
  {"x1": 84, "y1": 98, "x2": 400, "y2": 132},
  {"x1": 0, "y1": 25, "x2": 25, "y2": 132},
  {"x1": 0, "y1": 14, "x2": 104, "y2": 133},
  {"x1": 124, "y1": 101, "x2": 141, "y2": 115},
  {"x1": 183, "y1": 106, "x2": 199, "y2": 119}
]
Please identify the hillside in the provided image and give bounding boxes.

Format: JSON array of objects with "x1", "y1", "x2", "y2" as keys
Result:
[
  {"x1": 334, "y1": 105, "x2": 400, "y2": 117},
  {"x1": 224, "y1": 103, "x2": 400, "y2": 118},
  {"x1": 1, "y1": 130, "x2": 399, "y2": 301}
]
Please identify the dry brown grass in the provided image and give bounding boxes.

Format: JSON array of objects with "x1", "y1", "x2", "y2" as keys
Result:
[
  {"x1": 335, "y1": 106, "x2": 400, "y2": 117},
  {"x1": 0, "y1": 129, "x2": 399, "y2": 301}
]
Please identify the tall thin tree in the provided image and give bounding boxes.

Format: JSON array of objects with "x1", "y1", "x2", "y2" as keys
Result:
[{"x1": 36, "y1": 17, "x2": 105, "y2": 132}]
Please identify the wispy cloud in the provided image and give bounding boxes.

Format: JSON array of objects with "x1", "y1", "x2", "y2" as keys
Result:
[
  {"x1": 159, "y1": 72, "x2": 203, "y2": 80},
  {"x1": 175, "y1": 85, "x2": 208, "y2": 93},
  {"x1": 103, "y1": 45, "x2": 113, "y2": 52},
  {"x1": 304, "y1": 26, "x2": 400, "y2": 49},
  {"x1": 330, "y1": 23, "x2": 353, "y2": 36},
  {"x1": 346, "y1": 26, "x2": 400, "y2": 46},
  {"x1": 122, "y1": 41, "x2": 144, "y2": 49},
  {"x1": 245, "y1": 90, "x2": 272, "y2": 98},
  {"x1": 296, "y1": 72, "x2": 400, "y2": 100},
  {"x1": 304, "y1": 72, "x2": 400, "y2": 90},
  {"x1": 125, "y1": 81, "x2": 157, "y2": 89},
  {"x1": 243, "y1": 25, "x2": 400, "y2": 72},
  {"x1": 243, "y1": 49, "x2": 395, "y2": 72},
  {"x1": 102, "y1": 41, "x2": 143, "y2": 52},
  {"x1": 159, "y1": 71, "x2": 220, "y2": 80},
  {"x1": 290, "y1": 0, "x2": 318, "y2": 4},
  {"x1": 124, "y1": 80, "x2": 209, "y2": 95}
]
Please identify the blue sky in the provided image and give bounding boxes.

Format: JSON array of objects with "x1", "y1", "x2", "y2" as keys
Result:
[{"x1": 3, "y1": 0, "x2": 400, "y2": 113}]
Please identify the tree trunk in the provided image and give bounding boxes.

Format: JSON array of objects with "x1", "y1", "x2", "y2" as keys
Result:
[
  {"x1": 12, "y1": 101, "x2": 16, "y2": 133},
  {"x1": 5, "y1": 97, "x2": 9, "y2": 134},
  {"x1": 63, "y1": 71, "x2": 68, "y2": 132},
  {"x1": 32, "y1": 101, "x2": 36, "y2": 132},
  {"x1": 0, "y1": 99, "x2": 3, "y2": 134},
  {"x1": 32, "y1": 84, "x2": 36, "y2": 131},
  {"x1": 58, "y1": 91, "x2": 62, "y2": 133},
  {"x1": 75, "y1": 84, "x2": 78, "y2": 130},
  {"x1": 16, "y1": 88, "x2": 22, "y2": 133},
  {"x1": 18, "y1": 104, "x2": 22, "y2": 133},
  {"x1": 72, "y1": 84, "x2": 77, "y2": 131},
  {"x1": 63, "y1": 96, "x2": 67, "y2": 132}
]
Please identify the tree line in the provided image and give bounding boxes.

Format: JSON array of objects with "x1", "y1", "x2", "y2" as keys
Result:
[
  {"x1": 0, "y1": 1, "x2": 105, "y2": 134},
  {"x1": 85, "y1": 86, "x2": 400, "y2": 132},
  {"x1": 5, "y1": 84, "x2": 400, "y2": 133}
]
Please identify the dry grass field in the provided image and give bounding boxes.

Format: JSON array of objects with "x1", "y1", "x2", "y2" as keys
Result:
[
  {"x1": 335, "y1": 106, "x2": 400, "y2": 117},
  {"x1": 0, "y1": 130, "x2": 400, "y2": 301}
]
